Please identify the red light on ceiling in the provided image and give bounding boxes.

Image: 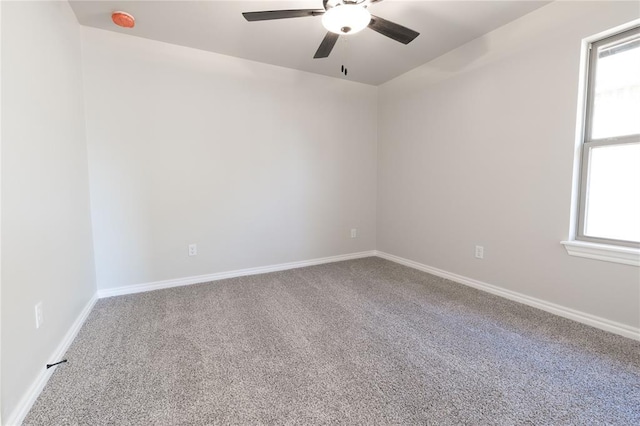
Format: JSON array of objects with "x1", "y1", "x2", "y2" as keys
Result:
[{"x1": 112, "y1": 11, "x2": 135, "y2": 28}]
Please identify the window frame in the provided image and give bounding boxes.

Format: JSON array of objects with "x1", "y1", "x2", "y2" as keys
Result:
[{"x1": 576, "y1": 25, "x2": 640, "y2": 249}]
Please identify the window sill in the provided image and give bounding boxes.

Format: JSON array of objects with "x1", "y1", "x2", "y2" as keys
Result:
[{"x1": 561, "y1": 240, "x2": 640, "y2": 266}]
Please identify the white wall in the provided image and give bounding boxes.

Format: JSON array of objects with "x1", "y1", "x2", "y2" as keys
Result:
[
  {"x1": 1, "y1": 1, "x2": 96, "y2": 422},
  {"x1": 81, "y1": 27, "x2": 378, "y2": 291},
  {"x1": 0, "y1": 1, "x2": 4, "y2": 422},
  {"x1": 377, "y1": 1, "x2": 640, "y2": 330}
]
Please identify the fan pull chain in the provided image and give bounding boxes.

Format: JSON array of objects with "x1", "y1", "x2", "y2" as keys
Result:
[{"x1": 341, "y1": 36, "x2": 349, "y2": 77}]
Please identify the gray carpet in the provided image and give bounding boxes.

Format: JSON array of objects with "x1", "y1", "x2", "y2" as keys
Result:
[{"x1": 24, "y1": 257, "x2": 640, "y2": 425}]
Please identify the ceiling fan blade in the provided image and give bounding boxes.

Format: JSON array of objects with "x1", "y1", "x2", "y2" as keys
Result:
[
  {"x1": 314, "y1": 32, "x2": 340, "y2": 59},
  {"x1": 242, "y1": 9, "x2": 324, "y2": 22},
  {"x1": 368, "y1": 15, "x2": 419, "y2": 45}
]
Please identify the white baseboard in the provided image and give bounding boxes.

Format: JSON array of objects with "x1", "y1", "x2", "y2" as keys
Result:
[
  {"x1": 5, "y1": 294, "x2": 98, "y2": 426},
  {"x1": 375, "y1": 251, "x2": 640, "y2": 341},
  {"x1": 97, "y1": 250, "x2": 377, "y2": 299},
  {"x1": 98, "y1": 249, "x2": 639, "y2": 340}
]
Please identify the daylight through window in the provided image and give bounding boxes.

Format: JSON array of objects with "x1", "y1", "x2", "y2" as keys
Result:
[{"x1": 578, "y1": 26, "x2": 640, "y2": 247}]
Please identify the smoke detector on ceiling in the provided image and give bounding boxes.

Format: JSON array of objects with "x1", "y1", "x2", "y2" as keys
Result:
[{"x1": 112, "y1": 11, "x2": 135, "y2": 28}]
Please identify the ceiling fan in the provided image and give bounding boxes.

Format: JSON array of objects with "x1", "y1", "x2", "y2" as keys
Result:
[{"x1": 242, "y1": 0, "x2": 420, "y2": 59}]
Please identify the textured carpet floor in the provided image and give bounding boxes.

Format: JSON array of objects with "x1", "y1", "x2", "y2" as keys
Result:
[{"x1": 25, "y1": 257, "x2": 640, "y2": 425}]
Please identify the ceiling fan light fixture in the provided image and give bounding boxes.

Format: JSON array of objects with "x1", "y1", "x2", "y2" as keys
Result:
[{"x1": 322, "y1": 5, "x2": 371, "y2": 35}]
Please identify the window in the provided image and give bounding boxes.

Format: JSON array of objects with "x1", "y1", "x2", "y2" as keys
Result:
[{"x1": 563, "y1": 25, "x2": 640, "y2": 265}]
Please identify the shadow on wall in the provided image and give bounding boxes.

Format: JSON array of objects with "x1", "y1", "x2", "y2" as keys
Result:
[
  {"x1": 404, "y1": 2, "x2": 491, "y2": 72},
  {"x1": 375, "y1": 2, "x2": 490, "y2": 97},
  {"x1": 379, "y1": 2, "x2": 609, "y2": 100}
]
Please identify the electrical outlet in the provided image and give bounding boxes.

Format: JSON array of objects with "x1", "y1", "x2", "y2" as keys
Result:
[
  {"x1": 35, "y1": 302, "x2": 44, "y2": 329},
  {"x1": 475, "y1": 245, "x2": 484, "y2": 259},
  {"x1": 350, "y1": 228, "x2": 357, "y2": 238},
  {"x1": 188, "y1": 244, "x2": 197, "y2": 256}
]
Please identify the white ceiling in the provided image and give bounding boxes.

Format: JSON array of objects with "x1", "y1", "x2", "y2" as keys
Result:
[{"x1": 69, "y1": 0, "x2": 550, "y2": 85}]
